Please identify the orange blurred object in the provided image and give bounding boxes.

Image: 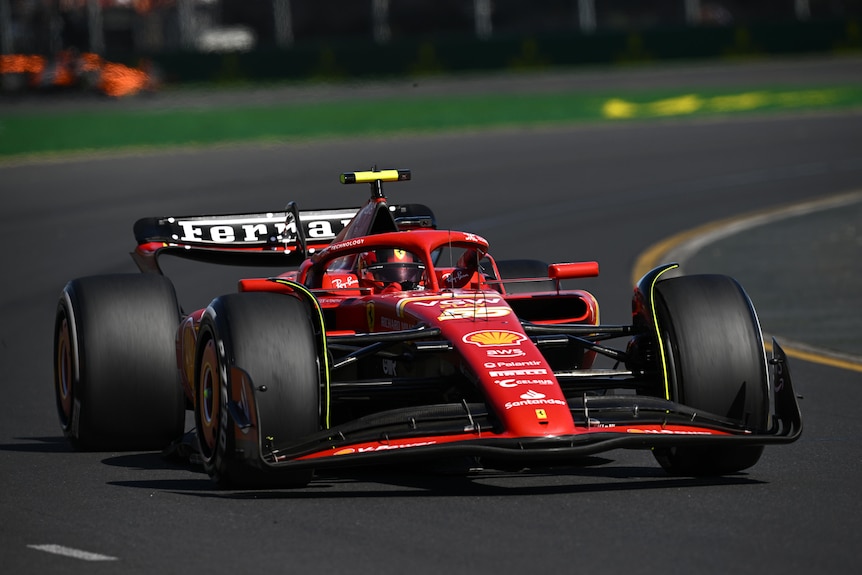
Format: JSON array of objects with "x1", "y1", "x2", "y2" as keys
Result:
[
  {"x1": 0, "y1": 52, "x2": 156, "y2": 97},
  {"x1": 0, "y1": 54, "x2": 46, "y2": 75},
  {"x1": 99, "y1": 62, "x2": 151, "y2": 97},
  {"x1": 78, "y1": 53, "x2": 103, "y2": 73}
]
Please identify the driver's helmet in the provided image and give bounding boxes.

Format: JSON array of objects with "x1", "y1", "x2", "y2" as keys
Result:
[{"x1": 358, "y1": 249, "x2": 425, "y2": 292}]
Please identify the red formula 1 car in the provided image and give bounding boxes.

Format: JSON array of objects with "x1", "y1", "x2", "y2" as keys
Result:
[{"x1": 53, "y1": 169, "x2": 802, "y2": 487}]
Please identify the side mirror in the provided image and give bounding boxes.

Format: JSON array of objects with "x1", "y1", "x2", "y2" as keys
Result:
[{"x1": 549, "y1": 261, "x2": 600, "y2": 279}]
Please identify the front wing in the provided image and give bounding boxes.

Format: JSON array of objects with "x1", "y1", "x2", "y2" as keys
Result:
[{"x1": 231, "y1": 340, "x2": 802, "y2": 473}]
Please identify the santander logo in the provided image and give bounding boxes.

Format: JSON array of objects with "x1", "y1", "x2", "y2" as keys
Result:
[{"x1": 504, "y1": 389, "x2": 566, "y2": 410}]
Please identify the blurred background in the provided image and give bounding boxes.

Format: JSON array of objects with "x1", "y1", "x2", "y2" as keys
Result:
[{"x1": 2, "y1": 0, "x2": 861, "y2": 89}]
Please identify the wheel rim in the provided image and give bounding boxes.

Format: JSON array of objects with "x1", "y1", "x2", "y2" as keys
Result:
[
  {"x1": 56, "y1": 316, "x2": 74, "y2": 426},
  {"x1": 198, "y1": 339, "x2": 220, "y2": 457}
]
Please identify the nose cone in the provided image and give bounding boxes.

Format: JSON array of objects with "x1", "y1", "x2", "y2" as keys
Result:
[
  {"x1": 396, "y1": 292, "x2": 577, "y2": 437},
  {"x1": 455, "y1": 326, "x2": 577, "y2": 437}
]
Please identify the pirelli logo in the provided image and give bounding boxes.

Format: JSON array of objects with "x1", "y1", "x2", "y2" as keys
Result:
[{"x1": 488, "y1": 368, "x2": 548, "y2": 377}]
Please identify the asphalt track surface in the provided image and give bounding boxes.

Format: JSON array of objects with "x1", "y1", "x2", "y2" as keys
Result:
[{"x1": 2, "y1": 57, "x2": 861, "y2": 574}]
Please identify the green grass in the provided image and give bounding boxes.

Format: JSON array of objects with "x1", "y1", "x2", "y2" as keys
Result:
[{"x1": 2, "y1": 86, "x2": 861, "y2": 157}]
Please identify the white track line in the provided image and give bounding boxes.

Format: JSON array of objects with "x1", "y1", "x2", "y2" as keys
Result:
[
  {"x1": 27, "y1": 544, "x2": 118, "y2": 561},
  {"x1": 664, "y1": 190, "x2": 862, "y2": 266}
]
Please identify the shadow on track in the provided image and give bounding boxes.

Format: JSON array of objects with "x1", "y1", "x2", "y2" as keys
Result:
[
  {"x1": 0, "y1": 436, "x2": 74, "y2": 453},
  {"x1": 101, "y1": 452, "x2": 764, "y2": 498}
]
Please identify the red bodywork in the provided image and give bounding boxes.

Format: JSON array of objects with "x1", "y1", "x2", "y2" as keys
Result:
[{"x1": 169, "y1": 196, "x2": 599, "y2": 440}]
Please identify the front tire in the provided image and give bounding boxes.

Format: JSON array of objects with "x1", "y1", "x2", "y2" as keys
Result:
[
  {"x1": 195, "y1": 292, "x2": 321, "y2": 488},
  {"x1": 652, "y1": 274, "x2": 769, "y2": 475},
  {"x1": 53, "y1": 274, "x2": 184, "y2": 450}
]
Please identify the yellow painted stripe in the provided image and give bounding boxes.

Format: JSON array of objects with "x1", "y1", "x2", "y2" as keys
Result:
[
  {"x1": 647, "y1": 265, "x2": 679, "y2": 400},
  {"x1": 633, "y1": 192, "x2": 862, "y2": 373},
  {"x1": 764, "y1": 339, "x2": 862, "y2": 373},
  {"x1": 632, "y1": 214, "x2": 760, "y2": 285}
]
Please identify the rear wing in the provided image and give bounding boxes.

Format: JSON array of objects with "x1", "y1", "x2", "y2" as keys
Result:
[
  {"x1": 131, "y1": 203, "x2": 436, "y2": 274},
  {"x1": 132, "y1": 206, "x2": 359, "y2": 274}
]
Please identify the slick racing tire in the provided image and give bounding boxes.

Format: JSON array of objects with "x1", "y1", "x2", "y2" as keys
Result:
[
  {"x1": 493, "y1": 259, "x2": 554, "y2": 294},
  {"x1": 195, "y1": 292, "x2": 320, "y2": 489},
  {"x1": 53, "y1": 274, "x2": 184, "y2": 451},
  {"x1": 651, "y1": 274, "x2": 770, "y2": 476}
]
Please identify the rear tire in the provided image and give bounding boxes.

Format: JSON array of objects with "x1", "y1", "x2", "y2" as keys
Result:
[
  {"x1": 195, "y1": 293, "x2": 320, "y2": 488},
  {"x1": 53, "y1": 274, "x2": 184, "y2": 451},
  {"x1": 652, "y1": 274, "x2": 769, "y2": 475}
]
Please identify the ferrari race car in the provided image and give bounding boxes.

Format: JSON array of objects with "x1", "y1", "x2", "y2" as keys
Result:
[{"x1": 53, "y1": 169, "x2": 802, "y2": 488}]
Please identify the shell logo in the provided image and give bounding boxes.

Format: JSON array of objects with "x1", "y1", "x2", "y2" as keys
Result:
[{"x1": 462, "y1": 330, "x2": 527, "y2": 347}]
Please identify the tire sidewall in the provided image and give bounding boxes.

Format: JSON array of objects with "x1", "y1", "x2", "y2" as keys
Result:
[
  {"x1": 54, "y1": 288, "x2": 81, "y2": 443},
  {"x1": 194, "y1": 318, "x2": 234, "y2": 483}
]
